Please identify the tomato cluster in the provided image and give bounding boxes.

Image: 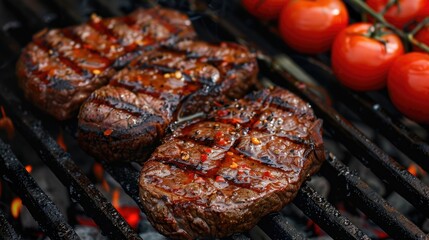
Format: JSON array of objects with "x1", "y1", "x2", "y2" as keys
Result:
[
  {"x1": 241, "y1": 0, "x2": 429, "y2": 124},
  {"x1": 366, "y1": 0, "x2": 427, "y2": 28}
]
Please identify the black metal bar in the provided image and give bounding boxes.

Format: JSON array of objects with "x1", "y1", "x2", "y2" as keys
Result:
[
  {"x1": 0, "y1": 83, "x2": 141, "y2": 240},
  {"x1": 3, "y1": 0, "x2": 52, "y2": 30},
  {"x1": 92, "y1": 0, "x2": 126, "y2": 17},
  {"x1": 258, "y1": 213, "x2": 306, "y2": 240},
  {"x1": 294, "y1": 184, "x2": 370, "y2": 240},
  {"x1": 0, "y1": 1, "x2": 26, "y2": 52},
  {"x1": 322, "y1": 153, "x2": 426, "y2": 240},
  {"x1": 329, "y1": 83, "x2": 429, "y2": 172},
  {"x1": 0, "y1": 140, "x2": 79, "y2": 240},
  {"x1": 0, "y1": 208, "x2": 22, "y2": 240},
  {"x1": 228, "y1": 234, "x2": 251, "y2": 240},
  {"x1": 42, "y1": 0, "x2": 90, "y2": 24}
]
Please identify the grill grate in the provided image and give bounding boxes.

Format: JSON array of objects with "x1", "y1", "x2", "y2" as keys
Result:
[
  {"x1": 0, "y1": 208, "x2": 21, "y2": 239},
  {"x1": 0, "y1": 0, "x2": 427, "y2": 240},
  {"x1": 0, "y1": 67, "x2": 141, "y2": 239},
  {"x1": 322, "y1": 154, "x2": 426, "y2": 239},
  {"x1": 0, "y1": 139, "x2": 79, "y2": 240}
]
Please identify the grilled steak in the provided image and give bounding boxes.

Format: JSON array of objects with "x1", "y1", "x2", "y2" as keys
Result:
[
  {"x1": 139, "y1": 87, "x2": 325, "y2": 239},
  {"x1": 77, "y1": 41, "x2": 258, "y2": 162},
  {"x1": 16, "y1": 8, "x2": 196, "y2": 120}
]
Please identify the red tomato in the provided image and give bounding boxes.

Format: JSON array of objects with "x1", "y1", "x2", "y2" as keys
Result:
[
  {"x1": 241, "y1": 0, "x2": 289, "y2": 20},
  {"x1": 366, "y1": 0, "x2": 426, "y2": 29},
  {"x1": 416, "y1": 0, "x2": 429, "y2": 21},
  {"x1": 278, "y1": 0, "x2": 349, "y2": 54},
  {"x1": 414, "y1": 26, "x2": 429, "y2": 52},
  {"x1": 331, "y1": 23, "x2": 404, "y2": 91},
  {"x1": 387, "y1": 53, "x2": 429, "y2": 124}
]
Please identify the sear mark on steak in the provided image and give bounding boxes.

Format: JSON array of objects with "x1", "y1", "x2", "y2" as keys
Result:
[
  {"x1": 139, "y1": 87, "x2": 325, "y2": 239},
  {"x1": 16, "y1": 7, "x2": 196, "y2": 120},
  {"x1": 77, "y1": 41, "x2": 258, "y2": 163}
]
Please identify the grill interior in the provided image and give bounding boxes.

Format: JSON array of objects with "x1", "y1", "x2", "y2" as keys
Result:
[{"x1": 0, "y1": 0, "x2": 428, "y2": 239}]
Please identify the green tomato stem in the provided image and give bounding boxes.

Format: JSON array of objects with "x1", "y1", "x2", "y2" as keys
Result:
[
  {"x1": 380, "y1": 0, "x2": 400, "y2": 15},
  {"x1": 349, "y1": 0, "x2": 429, "y2": 53}
]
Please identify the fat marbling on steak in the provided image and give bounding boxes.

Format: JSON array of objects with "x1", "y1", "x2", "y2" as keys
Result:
[
  {"x1": 16, "y1": 8, "x2": 196, "y2": 120},
  {"x1": 77, "y1": 41, "x2": 258, "y2": 162},
  {"x1": 139, "y1": 87, "x2": 325, "y2": 239}
]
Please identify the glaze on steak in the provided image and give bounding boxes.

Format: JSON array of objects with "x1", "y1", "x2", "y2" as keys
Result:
[
  {"x1": 77, "y1": 41, "x2": 258, "y2": 162},
  {"x1": 139, "y1": 87, "x2": 325, "y2": 239},
  {"x1": 16, "y1": 8, "x2": 196, "y2": 120}
]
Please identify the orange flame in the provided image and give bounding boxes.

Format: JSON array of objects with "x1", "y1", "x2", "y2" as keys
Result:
[
  {"x1": 112, "y1": 188, "x2": 120, "y2": 209},
  {"x1": 11, "y1": 198, "x2": 22, "y2": 219},
  {"x1": 110, "y1": 188, "x2": 140, "y2": 229},
  {"x1": 408, "y1": 164, "x2": 418, "y2": 177},
  {"x1": 25, "y1": 165, "x2": 32, "y2": 173},
  {"x1": 57, "y1": 129, "x2": 67, "y2": 151},
  {"x1": 407, "y1": 163, "x2": 426, "y2": 177},
  {"x1": 93, "y1": 162, "x2": 110, "y2": 192},
  {"x1": 0, "y1": 106, "x2": 14, "y2": 139}
]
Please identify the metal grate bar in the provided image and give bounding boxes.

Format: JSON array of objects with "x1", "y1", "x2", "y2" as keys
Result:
[
  {"x1": 293, "y1": 184, "x2": 370, "y2": 240},
  {"x1": 0, "y1": 208, "x2": 22, "y2": 240},
  {"x1": 292, "y1": 58, "x2": 429, "y2": 173},
  {"x1": 0, "y1": 1, "x2": 25, "y2": 55},
  {"x1": 332, "y1": 86, "x2": 429, "y2": 172},
  {"x1": 0, "y1": 82, "x2": 141, "y2": 240},
  {"x1": 258, "y1": 213, "x2": 306, "y2": 240},
  {"x1": 228, "y1": 234, "x2": 251, "y2": 240},
  {"x1": 3, "y1": 0, "x2": 53, "y2": 30},
  {"x1": 322, "y1": 153, "x2": 426, "y2": 240},
  {"x1": 0, "y1": 139, "x2": 79, "y2": 240},
  {"x1": 42, "y1": 0, "x2": 89, "y2": 24}
]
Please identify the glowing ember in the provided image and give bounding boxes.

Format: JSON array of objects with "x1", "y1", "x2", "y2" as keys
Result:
[
  {"x1": 0, "y1": 106, "x2": 14, "y2": 139},
  {"x1": 25, "y1": 165, "x2": 32, "y2": 173},
  {"x1": 93, "y1": 162, "x2": 110, "y2": 192},
  {"x1": 103, "y1": 129, "x2": 113, "y2": 136},
  {"x1": 117, "y1": 206, "x2": 140, "y2": 229},
  {"x1": 92, "y1": 165, "x2": 141, "y2": 229},
  {"x1": 112, "y1": 188, "x2": 120, "y2": 209},
  {"x1": 56, "y1": 129, "x2": 67, "y2": 151},
  {"x1": 307, "y1": 219, "x2": 323, "y2": 236},
  {"x1": 111, "y1": 188, "x2": 141, "y2": 229},
  {"x1": 408, "y1": 164, "x2": 418, "y2": 177},
  {"x1": 11, "y1": 198, "x2": 22, "y2": 219},
  {"x1": 407, "y1": 163, "x2": 426, "y2": 177}
]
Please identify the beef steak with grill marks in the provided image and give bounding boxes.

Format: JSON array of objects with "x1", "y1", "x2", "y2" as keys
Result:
[
  {"x1": 77, "y1": 41, "x2": 258, "y2": 162},
  {"x1": 16, "y1": 8, "x2": 196, "y2": 120},
  {"x1": 139, "y1": 87, "x2": 325, "y2": 239}
]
